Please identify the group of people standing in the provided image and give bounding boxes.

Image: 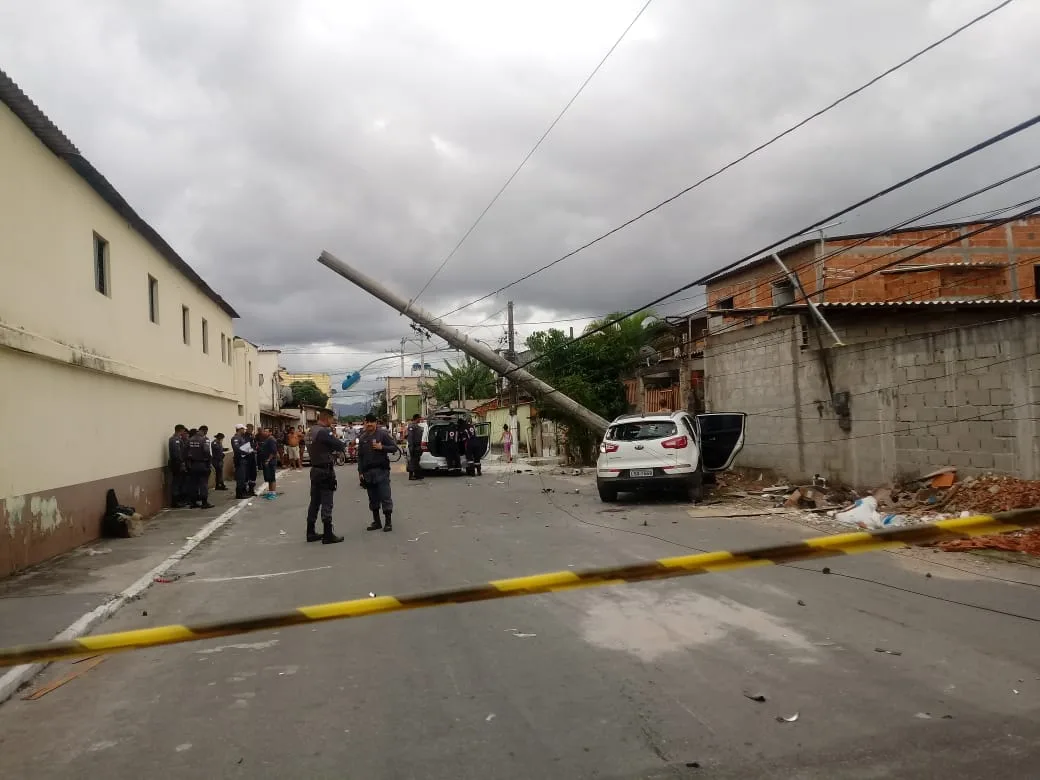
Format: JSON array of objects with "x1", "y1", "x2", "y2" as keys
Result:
[
  {"x1": 167, "y1": 422, "x2": 293, "y2": 509},
  {"x1": 167, "y1": 424, "x2": 226, "y2": 509},
  {"x1": 230, "y1": 423, "x2": 285, "y2": 500}
]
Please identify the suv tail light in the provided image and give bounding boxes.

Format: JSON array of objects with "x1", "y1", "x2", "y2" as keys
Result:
[
  {"x1": 600, "y1": 442, "x2": 619, "y2": 454},
  {"x1": 661, "y1": 435, "x2": 688, "y2": 449},
  {"x1": 421, "y1": 442, "x2": 429, "y2": 452}
]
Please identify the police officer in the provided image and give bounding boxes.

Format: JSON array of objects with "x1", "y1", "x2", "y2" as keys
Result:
[
  {"x1": 168, "y1": 424, "x2": 188, "y2": 507},
  {"x1": 406, "y1": 413, "x2": 424, "y2": 480},
  {"x1": 305, "y1": 408, "x2": 347, "y2": 544},
  {"x1": 211, "y1": 433, "x2": 228, "y2": 490},
  {"x1": 231, "y1": 424, "x2": 249, "y2": 498},
  {"x1": 358, "y1": 413, "x2": 399, "y2": 532},
  {"x1": 463, "y1": 419, "x2": 482, "y2": 476},
  {"x1": 185, "y1": 427, "x2": 215, "y2": 509}
]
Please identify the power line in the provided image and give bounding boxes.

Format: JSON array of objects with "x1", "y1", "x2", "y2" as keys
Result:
[
  {"x1": 409, "y1": 0, "x2": 656, "y2": 306},
  {"x1": 676, "y1": 173, "x2": 1040, "y2": 332},
  {"x1": 434, "y1": 0, "x2": 1019, "y2": 320},
  {"x1": 507, "y1": 153, "x2": 1040, "y2": 379}
]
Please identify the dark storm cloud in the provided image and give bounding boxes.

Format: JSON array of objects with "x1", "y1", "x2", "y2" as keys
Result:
[{"x1": 3, "y1": 0, "x2": 1039, "y2": 375}]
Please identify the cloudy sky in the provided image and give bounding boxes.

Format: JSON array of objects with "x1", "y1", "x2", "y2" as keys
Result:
[{"x1": 3, "y1": 0, "x2": 1039, "y2": 402}]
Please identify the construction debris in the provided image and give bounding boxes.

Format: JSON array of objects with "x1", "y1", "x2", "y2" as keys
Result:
[{"x1": 937, "y1": 529, "x2": 1040, "y2": 556}]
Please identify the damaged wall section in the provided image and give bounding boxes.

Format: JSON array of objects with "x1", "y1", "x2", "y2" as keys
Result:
[{"x1": 704, "y1": 310, "x2": 1040, "y2": 488}]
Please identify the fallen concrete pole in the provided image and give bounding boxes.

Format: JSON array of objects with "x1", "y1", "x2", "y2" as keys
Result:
[{"x1": 317, "y1": 251, "x2": 610, "y2": 435}]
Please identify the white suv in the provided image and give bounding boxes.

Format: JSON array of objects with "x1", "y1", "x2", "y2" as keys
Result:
[{"x1": 596, "y1": 411, "x2": 746, "y2": 503}]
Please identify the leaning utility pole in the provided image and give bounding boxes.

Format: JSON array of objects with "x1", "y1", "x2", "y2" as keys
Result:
[
  {"x1": 317, "y1": 251, "x2": 609, "y2": 434},
  {"x1": 506, "y1": 301, "x2": 519, "y2": 408}
]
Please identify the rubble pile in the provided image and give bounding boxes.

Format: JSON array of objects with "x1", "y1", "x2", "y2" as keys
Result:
[
  {"x1": 944, "y1": 475, "x2": 1040, "y2": 514},
  {"x1": 711, "y1": 468, "x2": 1040, "y2": 555},
  {"x1": 937, "y1": 528, "x2": 1040, "y2": 556}
]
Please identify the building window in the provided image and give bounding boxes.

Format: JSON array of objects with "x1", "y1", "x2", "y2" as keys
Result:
[
  {"x1": 221, "y1": 334, "x2": 227, "y2": 363},
  {"x1": 93, "y1": 233, "x2": 110, "y2": 296},
  {"x1": 147, "y1": 276, "x2": 159, "y2": 323},
  {"x1": 717, "y1": 296, "x2": 735, "y2": 310},
  {"x1": 238, "y1": 404, "x2": 244, "y2": 416},
  {"x1": 1034, "y1": 264, "x2": 1040, "y2": 298},
  {"x1": 182, "y1": 306, "x2": 190, "y2": 345},
  {"x1": 772, "y1": 280, "x2": 795, "y2": 307},
  {"x1": 248, "y1": 360, "x2": 253, "y2": 385},
  {"x1": 202, "y1": 318, "x2": 209, "y2": 354}
]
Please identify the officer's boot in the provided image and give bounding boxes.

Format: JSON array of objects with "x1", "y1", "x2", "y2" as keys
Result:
[
  {"x1": 321, "y1": 519, "x2": 344, "y2": 545},
  {"x1": 382, "y1": 512, "x2": 393, "y2": 533},
  {"x1": 306, "y1": 520, "x2": 323, "y2": 543},
  {"x1": 366, "y1": 509, "x2": 382, "y2": 531}
]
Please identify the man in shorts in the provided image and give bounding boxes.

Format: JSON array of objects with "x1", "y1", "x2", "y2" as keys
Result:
[{"x1": 285, "y1": 426, "x2": 302, "y2": 469}]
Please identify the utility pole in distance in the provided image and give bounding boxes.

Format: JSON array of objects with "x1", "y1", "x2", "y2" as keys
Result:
[{"x1": 507, "y1": 301, "x2": 518, "y2": 408}]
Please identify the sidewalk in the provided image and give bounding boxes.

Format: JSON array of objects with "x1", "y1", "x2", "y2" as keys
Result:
[{"x1": 0, "y1": 486, "x2": 263, "y2": 702}]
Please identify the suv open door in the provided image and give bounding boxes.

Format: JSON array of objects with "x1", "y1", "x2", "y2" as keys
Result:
[
  {"x1": 472, "y1": 421, "x2": 491, "y2": 460},
  {"x1": 695, "y1": 413, "x2": 746, "y2": 472}
]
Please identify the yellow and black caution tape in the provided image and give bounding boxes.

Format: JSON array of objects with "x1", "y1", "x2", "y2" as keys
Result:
[{"x1": 1, "y1": 509, "x2": 1037, "y2": 668}]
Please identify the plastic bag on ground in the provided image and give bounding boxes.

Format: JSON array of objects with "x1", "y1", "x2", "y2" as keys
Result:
[{"x1": 834, "y1": 497, "x2": 909, "y2": 530}]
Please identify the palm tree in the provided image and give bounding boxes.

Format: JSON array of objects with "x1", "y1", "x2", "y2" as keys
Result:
[
  {"x1": 430, "y1": 356, "x2": 495, "y2": 406},
  {"x1": 583, "y1": 310, "x2": 666, "y2": 367}
]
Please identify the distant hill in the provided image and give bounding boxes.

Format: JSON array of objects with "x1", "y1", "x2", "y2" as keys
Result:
[{"x1": 331, "y1": 399, "x2": 369, "y2": 417}]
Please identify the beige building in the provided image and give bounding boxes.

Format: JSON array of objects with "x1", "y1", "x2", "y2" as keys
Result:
[{"x1": 0, "y1": 68, "x2": 251, "y2": 576}]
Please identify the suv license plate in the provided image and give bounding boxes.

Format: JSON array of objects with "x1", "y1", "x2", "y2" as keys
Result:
[{"x1": 629, "y1": 469, "x2": 654, "y2": 478}]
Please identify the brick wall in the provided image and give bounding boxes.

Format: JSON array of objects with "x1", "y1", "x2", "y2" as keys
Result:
[
  {"x1": 704, "y1": 311, "x2": 1040, "y2": 488},
  {"x1": 704, "y1": 218, "x2": 1040, "y2": 321}
]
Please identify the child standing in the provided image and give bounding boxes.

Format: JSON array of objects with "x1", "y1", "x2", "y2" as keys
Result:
[{"x1": 501, "y1": 424, "x2": 513, "y2": 464}]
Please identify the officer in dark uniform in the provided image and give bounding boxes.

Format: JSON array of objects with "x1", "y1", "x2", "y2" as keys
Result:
[
  {"x1": 463, "y1": 419, "x2": 483, "y2": 476},
  {"x1": 168, "y1": 424, "x2": 188, "y2": 507},
  {"x1": 185, "y1": 428, "x2": 215, "y2": 509},
  {"x1": 305, "y1": 408, "x2": 347, "y2": 544},
  {"x1": 231, "y1": 424, "x2": 249, "y2": 498},
  {"x1": 358, "y1": 413, "x2": 399, "y2": 532},
  {"x1": 211, "y1": 433, "x2": 227, "y2": 490},
  {"x1": 406, "y1": 413, "x2": 424, "y2": 480}
]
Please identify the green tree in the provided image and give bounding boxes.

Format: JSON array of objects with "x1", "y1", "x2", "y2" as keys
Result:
[
  {"x1": 290, "y1": 380, "x2": 329, "y2": 408},
  {"x1": 430, "y1": 356, "x2": 495, "y2": 406},
  {"x1": 525, "y1": 310, "x2": 663, "y2": 464},
  {"x1": 583, "y1": 310, "x2": 667, "y2": 361},
  {"x1": 368, "y1": 391, "x2": 387, "y2": 420}
]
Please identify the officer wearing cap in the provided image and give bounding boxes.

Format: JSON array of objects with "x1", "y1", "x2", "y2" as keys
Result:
[
  {"x1": 231, "y1": 424, "x2": 251, "y2": 498},
  {"x1": 358, "y1": 413, "x2": 399, "y2": 532},
  {"x1": 305, "y1": 408, "x2": 347, "y2": 544},
  {"x1": 406, "y1": 413, "x2": 424, "y2": 480}
]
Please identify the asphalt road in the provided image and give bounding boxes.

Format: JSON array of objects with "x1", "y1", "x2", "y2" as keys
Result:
[{"x1": 1, "y1": 464, "x2": 1038, "y2": 779}]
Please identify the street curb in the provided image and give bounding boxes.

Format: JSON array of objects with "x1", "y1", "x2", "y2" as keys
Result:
[{"x1": 0, "y1": 487, "x2": 265, "y2": 705}]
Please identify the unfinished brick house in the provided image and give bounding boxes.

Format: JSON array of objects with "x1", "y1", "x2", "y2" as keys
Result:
[{"x1": 703, "y1": 216, "x2": 1040, "y2": 326}]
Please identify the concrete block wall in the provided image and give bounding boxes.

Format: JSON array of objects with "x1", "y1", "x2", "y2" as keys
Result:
[{"x1": 705, "y1": 311, "x2": 1040, "y2": 488}]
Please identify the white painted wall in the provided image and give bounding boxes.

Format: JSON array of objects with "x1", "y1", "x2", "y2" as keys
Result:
[
  {"x1": 255, "y1": 350, "x2": 282, "y2": 412},
  {"x1": 0, "y1": 350, "x2": 238, "y2": 497},
  {"x1": 232, "y1": 339, "x2": 261, "y2": 429}
]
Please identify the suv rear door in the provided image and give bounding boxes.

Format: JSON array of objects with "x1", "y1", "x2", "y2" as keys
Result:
[
  {"x1": 472, "y1": 421, "x2": 491, "y2": 459},
  {"x1": 695, "y1": 413, "x2": 746, "y2": 472}
]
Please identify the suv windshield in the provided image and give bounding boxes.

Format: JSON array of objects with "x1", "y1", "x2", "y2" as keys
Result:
[{"x1": 607, "y1": 420, "x2": 677, "y2": 441}]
